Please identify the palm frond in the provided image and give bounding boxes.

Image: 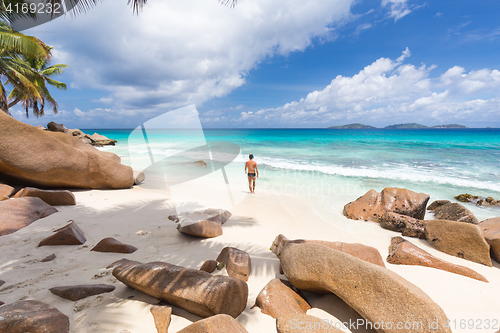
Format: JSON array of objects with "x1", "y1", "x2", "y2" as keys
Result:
[
  {"x1": 0, "y1": 24, "x2": 49, "y2": 59},
  {"x1": 219, "y1": 0, "x2": 238, "y2": 8}
]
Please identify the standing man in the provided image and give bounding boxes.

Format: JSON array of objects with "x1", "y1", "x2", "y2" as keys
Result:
[{"x1": 245, "y1": 154, "x2": 259, "y2": 193}]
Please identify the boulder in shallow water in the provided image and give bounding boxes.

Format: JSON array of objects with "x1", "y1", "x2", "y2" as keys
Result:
[
  {"x1": 13, "y1": 187, "x2": 76, "y2": 206},
  {"x1": 343, "y1": 187, "x2": 429, "y2": 222},
  {"x1": 432, "y1": 202, "x2": 478, "y2": 224},
  {"x1": 253, "y1": 278, "x2": 311, "y2": 319},
  {"x1": 274, "y1": 239, "x2": 452, "y2": 333},
  {"x1": 425, "y1": 219, "x2": 491, "y2": 266},
  {"x1": 216, "y1": 247, "x2": 251, "y2": 282},
  {"x1": 454, "y1": 193, "x2": 478, "y2": 203},
  {"x1": 387, "y1": 236, "x2": 488, "y2": 282},
  {"x1": 177, "y1": 314, "x2": 249, "y2": 333},
  {"x1": 0, "y1": 300, "x2": 69, "y2": 333},
  {"x1": 427, "y1": 200, "x2": 451, "y2": 211},
  {"x1": 478, "y1": 217, "x2": 500, "y2": 263},
  {"x1": 0, "y1": 112, "x2": 133, "y2": 189},
  {"x1": 91, "y1": 237, "x2": 137, "y2": 254},
  {"x1": 38, "y1": 221, "x2": 86, "y2": 246},
  {"x1": 49, "y1": 284, "x2": 115, "y2": 301},
  {"x1": 379, "y1": 212, "x2": 426, "y2": 238},
  {"x1": 271, "y1": 234, "x2": 385, "y2": 267},
  {"x1": 112, "y1": 259, "x2": 248, "y2": 318},
  {"x1": 0, "y1": 197, "x2": 57, "y2": 236},
  {"x1": 90, "y1": 133, "x2": 117, "y2": 146}
]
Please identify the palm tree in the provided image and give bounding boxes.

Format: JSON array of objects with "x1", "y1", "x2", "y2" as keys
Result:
[
  {"x1": 0, "y1": 22, "x2": 52, "y2": 115},
  {"x1": 7, "y1": 47, "x2": 68, "y2": 117}
]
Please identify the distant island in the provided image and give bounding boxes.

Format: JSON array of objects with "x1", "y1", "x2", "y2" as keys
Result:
[
  {"x1": 384, "y1": 123, "x2": 428, "y2": 129},
  {"x1": 327, "y1": 123, "x2": 376, "y2": 129},
  {"x1": 327, "y1": 123, "x2": 469, "y2": 129},
  {"x1": 431, "y1": 124, "x2": 468, "y2": 129}
]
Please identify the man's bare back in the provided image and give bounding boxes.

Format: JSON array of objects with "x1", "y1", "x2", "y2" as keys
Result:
[{"x1": 245, "y1": 154, "x2": 258, "y2": 193}]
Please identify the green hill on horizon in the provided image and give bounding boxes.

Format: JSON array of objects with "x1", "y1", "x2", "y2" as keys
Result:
[
  {"x1": 431, "y1": 124, "x2": 468, "y2": 129},
  {"x1": 327, "y1": 123, "x2": 376, "y2": 129},
  {"x1": 384, "y1": 123, "x2": 428, "y2": 129}
]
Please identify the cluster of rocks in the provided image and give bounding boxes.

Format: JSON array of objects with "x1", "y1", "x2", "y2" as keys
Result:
[
  {"x1": 106, "y1": 244, "x2": 252, "y2": 332},
  {"x1": 267, "y1": 234, "x2": 452, "y2": 332},
  {"x1": 0, "y1": 111, "x2": 142, "y2": 189},
  {"x1": 0, "y1": 218, "x2": 141, "y2": 332},
  {"x1": 45, "y1": 121, "x2": 117, "y2": 146},
  {"x1": 0, "y1": 185, "x2": 78, "y2": 236},
  {"x1": 344, "y1": 187, "x2": 500, "y2": 271},
  {"x1": 455, "y1": 193, "x2": 500, "y2": 207}
]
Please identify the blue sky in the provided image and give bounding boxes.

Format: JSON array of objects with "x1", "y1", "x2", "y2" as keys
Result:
[{"x1": 11, "y1": 0, "x2": 500, "y2": 128}]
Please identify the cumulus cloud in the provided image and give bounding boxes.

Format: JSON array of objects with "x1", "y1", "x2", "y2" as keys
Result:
[
  {"x1": 32, "y1": 0, "x2": 355, "y2": 114},
  {"x1": 230, "y1": 49, "x2": 500, "y2": 126},
  {"x1": 73, "y1": 108, "x2": 83, "y2": 116}
]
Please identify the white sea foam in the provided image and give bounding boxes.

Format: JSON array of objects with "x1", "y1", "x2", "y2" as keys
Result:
[{"x1": 256, "y1": 156, "x2": 500, "y2": 192}]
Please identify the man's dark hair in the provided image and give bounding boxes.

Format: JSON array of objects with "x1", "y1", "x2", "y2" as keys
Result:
[{"x1": 249, "y1": 154, "x2": 254, "y2": 159}]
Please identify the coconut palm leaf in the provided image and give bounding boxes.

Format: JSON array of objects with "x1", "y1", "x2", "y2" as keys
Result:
[{"x1": 0, "y1": 22, "x2": 49, "y2": 59}]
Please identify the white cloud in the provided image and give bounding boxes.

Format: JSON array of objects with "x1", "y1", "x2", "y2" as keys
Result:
[
  {"x1": 230, "y1": 49, "x2": 500, "y2": 126},
  {"x1": 381, "y1": 0, "x2": 412, "y2": 21},
  {"x1": 73, "y1": 108, "x2": 83, "y2": 116},
  {"x1": 31, "y1": 0, "x2": 355, "y2": 113}
]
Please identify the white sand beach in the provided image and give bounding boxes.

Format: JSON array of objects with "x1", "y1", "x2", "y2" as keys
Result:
[{"x1": 1, "y1": 173, "x2": 500, "y2": 333}]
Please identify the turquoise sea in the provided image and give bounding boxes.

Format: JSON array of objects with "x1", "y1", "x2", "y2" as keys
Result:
[{"x1": 89, "y1": 128, "x2": 500, "y2": 223}]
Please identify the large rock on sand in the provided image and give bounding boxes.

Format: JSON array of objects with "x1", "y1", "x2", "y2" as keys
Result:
[
  {"x1": 272, "y1": 234, "x2": 385, "y2": 267},
  {"x1": 273, "y1": 239, "x2": 451, "y2": 333},
  {"x1": 379, "y1": 212, "x2": 426, "y2": 238},
  {"x1": 216, "y1": 247, "x2": 251, "y2": 282},
  {"x1": 253, "y1": 278, "x2": 310, "y2": 319},
  {"x1": 387, "y1": 237, "x2": 488, "y2": 282},
  {"x1": 478, "y1": 217, "x2": 500, "y2": 263},
  {"x1": 0, "y1": 112, "x2": 133, "y2": 189},
  {"x1": 49, "y1": 284, "x2": 115, "y2": 301},
  {"x1": 276, "y1": 314, "x2": 343, "y2": 333},
  {"x1": 113, "y1": 259, "x2": 248, "y2": 318},
  {"x1": 431, "y1": 202, "x2": 478, "y2": 224},
  {"x1": 38, "y1": 221, "x2": 86, "y2": 246},
  {"x1": 177, "y1": 209, "x2": 232, "y2": 238},
  {"x1": 0, "y1": 197, "x2": 57, "y2": 236},
  {"x1": 0, "y1": 183, "x2": 14, "y2": 201},
  {"x1": 177, "y1": 314, "x2": 248, "y2": 333},
  {"x1": 427, "y1": 200, "x2": 450, "y2": 211},
  {"x1": 91, "y1": 237, "x2": 137, "y2": 254},
  {"x1": 0, "y1": 300, "x2": 69, "y2": 333},
  {"x1": 150, "y1": 305, "x2": 172, "y2": 333},
  {"x1": 343, "y1": 187, "x2": 429, "y2": 222},
  {"x1": 177, "y1": 219, "x2": 223, "y2": 238},
  {"x1": 13, "y1": 187, "x2": 76, "y2": 206},
  {"x1": 425, "y1": 219, "x2": 491, "y2": 266}
]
